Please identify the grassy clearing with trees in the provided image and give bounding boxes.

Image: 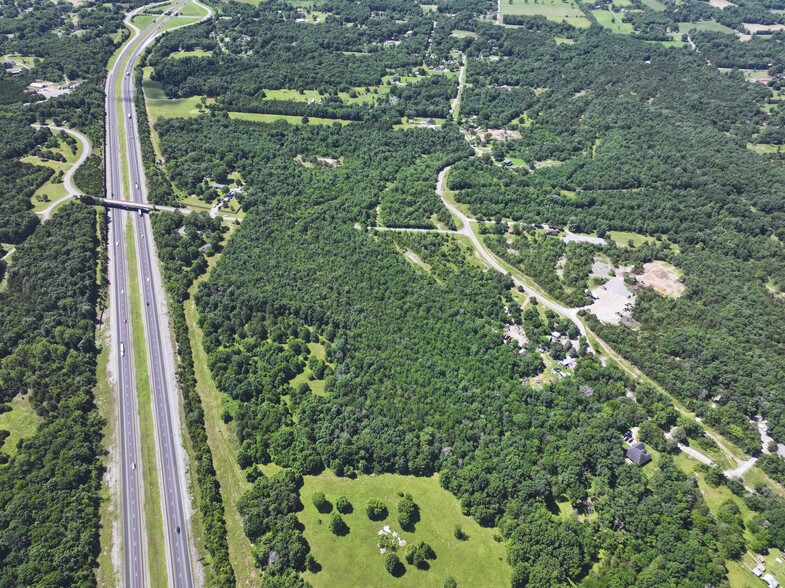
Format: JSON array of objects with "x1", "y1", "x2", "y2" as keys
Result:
[
  {"x1": 501, "y1": 0, "x2": 590, "y2": 27},
  {"x1": 298, "y1": 473, "x2": 510, "y2": 587}
]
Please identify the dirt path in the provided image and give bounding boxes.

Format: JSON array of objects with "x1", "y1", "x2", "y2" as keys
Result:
[
  {"x1": 679, "y1": 443, "x2": 715, "y2": 466},
  {"x1": 450, "y1": 53, "x2": 467, "y2": 121}
]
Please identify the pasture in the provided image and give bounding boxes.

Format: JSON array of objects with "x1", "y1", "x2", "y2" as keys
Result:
[
  {"x1": 501, "y1": 0, "x2": 591, "y2": 28},
  {"x1": 299, "y1": 473, "x2": 510, "y2": 588}
]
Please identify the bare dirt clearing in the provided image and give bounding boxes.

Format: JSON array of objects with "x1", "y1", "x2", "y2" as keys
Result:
[
  {"x1": 562, "y1": 230, "x2": 606, "y2": 245},
  {"x1": 743, "y1": 22, "x2": 785, "y2": 32},
  {"x1": 483, "y1": 128, "x2": 522, "y2": 141},
  {"x1": 637, "y1": 261, "x2": 684, "y2": 297}
]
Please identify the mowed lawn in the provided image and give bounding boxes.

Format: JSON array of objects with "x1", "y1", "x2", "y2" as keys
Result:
[
  {"x1": 228, "y1": 112, "x2": 353, "y2": 125},
  {"x1": 0, "y1": 394, "x2": 40, "y2": 457},
  {"x1": 592, "y1": 9, "x2": 635, "y2": 34},
  {"x1": 143, "y1": 66, "x2": 214, "y2": 120},
  {"x1": 299, "y1": 473, "x2": 510, "y2": 588},
  {"x1": 502, "y1": 0, "x2": 590, "y2": 27},
  {"x1": 170, "y1": 49, "x2": 211, "y2": 59},
  {"x1": 20, "y1": 132, "x2": 82, "y2": 212}
]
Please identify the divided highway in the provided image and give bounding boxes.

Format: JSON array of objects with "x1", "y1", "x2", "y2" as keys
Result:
[{"x1": 105, "y1": 2, "x2": 208, "y2": 586}]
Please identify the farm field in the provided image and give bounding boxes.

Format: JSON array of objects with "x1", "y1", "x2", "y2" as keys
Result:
[
  {"x1": 299, "y1": 473, "x2": 510, "y2": 588},
  {"x1": 501, "y1": 0, "x2": 591, "y2": 27}
]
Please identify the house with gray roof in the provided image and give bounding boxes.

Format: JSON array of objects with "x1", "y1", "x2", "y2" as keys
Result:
[{"x1": 626, "y1": 442, "x2": 652, "y2": 466}]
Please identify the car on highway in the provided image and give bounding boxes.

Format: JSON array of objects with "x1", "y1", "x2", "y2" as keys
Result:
[{"x1": 120, "y1": 342, "x2": 125, "y2": 357}]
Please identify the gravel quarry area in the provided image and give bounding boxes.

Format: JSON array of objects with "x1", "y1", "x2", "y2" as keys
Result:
[{"x1": 584, "y1": 262, "x2": 634, "y2": 324}]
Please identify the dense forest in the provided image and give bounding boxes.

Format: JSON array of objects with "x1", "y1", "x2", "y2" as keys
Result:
[
  {"x1": 441, "y1": 24, "x2": 785, "y2": 444},
  {"x1": 132, "y1": 0, "x2": 785, "y2": 584},
  {"x1": 147, "y1": 110, "x2": 750, "y2": 586},
  {"x1": 147, "y1": 1, "x2": 460, "y2": 121},
  {"x1": 0, "y1": 114, "x2": 50, "y2": 243},
  {"x1": 7, "y1": 0, "x2": 785, "y2": 583},
  {"x1": 0, "y1": 203, "x2": 104, "y2": 586}
]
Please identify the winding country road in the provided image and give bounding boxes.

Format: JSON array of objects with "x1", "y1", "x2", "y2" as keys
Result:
[
  {"x1": 434, "y1": 164, "x2": 763, "y2": 476},
  {"x1": 32, "y1": 125, "x2": 92, "y2": 220},
  {"x1": 436, "y1": 167, "x2": 594, "y2": 344}
]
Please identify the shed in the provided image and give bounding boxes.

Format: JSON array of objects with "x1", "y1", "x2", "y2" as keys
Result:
[{"x1": 626, "y1": 442, "x2": 652, "y2": 466}]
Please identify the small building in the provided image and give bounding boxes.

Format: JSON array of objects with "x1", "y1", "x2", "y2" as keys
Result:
[
  {"x1": 763, "y1": 573, "x2": 779, "y2": 588},
  {"x1": 626, "y1": 442, "x2": 652, "y2": 466},
  {"x1": 752, "y1": 566, "x2": 763, "y2": 577}
]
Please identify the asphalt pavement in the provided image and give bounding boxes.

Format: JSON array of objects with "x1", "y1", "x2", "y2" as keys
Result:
[{"x1": 105, "y1": 2, "x2": 203, "y2": 586}]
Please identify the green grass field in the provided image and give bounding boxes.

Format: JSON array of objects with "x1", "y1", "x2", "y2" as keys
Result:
[
  {"x1": 178, "y1": 1, "x2": 207, "y2": 16},
  {"x1": 3, "y1": 53, "x2": 39, "y2": 68},
  {"x1": 641, "y1": 0, "x2": 666, "y2": 10},
  {"x1": 748, "y1": 142, "x2": 780, "y2": 154},
  {"x1": 252, "y1": 85, "x2": 389, "y2": 106},
  {"x1": 170, "y1": 49, "x2": 211, "y2": 59},
  {"x1": 184, "y1": 291, "x2": 259, "y2": 587},
  {"x1": 502, "y1": 0, "x2": 590, "y2": 27},
  {"x1": 288, "y1": 341, "x2": 328, "y2": 396},
  {"x1": 0, "y1": 394, "x2": 40, "y2": 458},
  {"x1": 299, "y1": 473, "x2": 511, "y2": 588},
  {"x1": 607, "y1": 230, "x2": 654, "y2": 248},
  {"x1": 143, "y1": 66, "x2": 213, "y2": 120},
  {"x1": 678, "y1": 20, "x2": 737, "y2": 34},
  {"x1": 94, "y1": 326, "x2": 118, "y2": 587},
  {"x1": 592, "y1": 9, "x2": 635, "y2": 34},
  {"x1": 228, "y1": 112, "x2": 353, "y2": 125},
  {"x1": 20, "y1": 132, "x2": 82, "y2": 212}
]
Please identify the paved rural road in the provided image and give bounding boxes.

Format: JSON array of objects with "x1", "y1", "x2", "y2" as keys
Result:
[
  {"x1": 32, "y1": 125, "x2": 92, "y2": 220},
  {"x1": 436, "y1": 167, "x2": 593, "y2": 344},
  {"x1": 106, "y1": 1, "x2": 210, "y2": 586},
  {"x1": 436, "y1": 165, "x2": 758, "y2": 476}
]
